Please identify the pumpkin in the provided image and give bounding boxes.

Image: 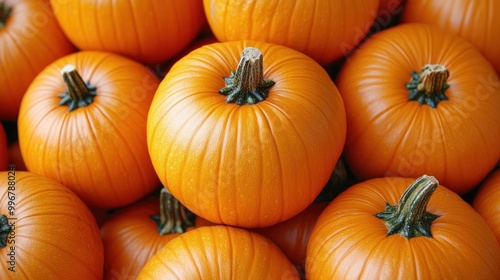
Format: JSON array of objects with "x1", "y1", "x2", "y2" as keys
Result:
[
  {"x1": 0, "y1": 171, "x2": 104, "y2": 279},
  {"x1": 336, "y1": 23, "x2": 500, "y2": 195},
  {"x1": 137, "y1": 225, "x2": 301, "y2": 279},
  {"x1": 473, "y1": 170, "x2": 500, "y2": 244},
  {"x1": 0, "y1": 0, "x2": 74, "y2": 120},
  {"x1": 101, "y1": 188, "x2": 199, "y2": 280},
  {"x1": 50, "y1": 0, "x2": 205, "y2": 64},
  {"x1": 0, "y1": 122, "x2": 7, "y2": 170},
  {"x1": 306, "y1": 175, "x2": 500, "y2": 279},
  {"x1": 18, "y1": 51, "x2": 160, "y2": 208},
  {"x1": 147, "y1": 40, "x2": 347, "y2": 228},
  {"x1": 401, "y1": 0, "x2": 500, "y2": 75},
  {"x1": 252, "y1": 201, "x2": 328, "y2": 270},
  {"x1": 7, "y1": 141, "x2": 26, "y2": 171},
  {"x1": 202, "y1": 0, "x2": 379, "y2": 65}
]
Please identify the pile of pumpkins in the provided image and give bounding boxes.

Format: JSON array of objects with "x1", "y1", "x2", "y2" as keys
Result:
[{"x1": 1, "y1": 0, "x2": 499, "y2": 279}]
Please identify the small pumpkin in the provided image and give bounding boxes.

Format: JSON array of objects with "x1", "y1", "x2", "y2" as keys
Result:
[
  {"x1": 0, "y1": 0, "x2": 74, "y2": 120},
  {"x1": 0, "y1": 122, "x2": 7, "y2": 170},
  {"x1": 50, "y1": 0, "x2": 206, "y2": 64},
  {"x1": 473, "y1": 170, "x2": 500, "y2": 244},
  {"x1": 306, "y1": 175, "x2": 500, "y2": 279},
  {"x1": 336, "y1": 23, "x2": 500, "y2": 194},
  {"x1": 202, "y1": 0, "x2": 379, "y2": 65},
  {"x1": 401, "y1": 0, "x2": 500, "y2": 75},
  {"x1": 18, "y1": 51, "x2": 160, "y2": 208},
  {"x1": 147, "y1": 41, "x2": 346, "y2": 227},
  {"x1": 7, "y1": 141, "x2": 26, "y2": 171},
  {"x1": 101, "y1": 188, "x2": 200, "y2": 280},
  {"x1": 0, "y1": 171, "x2": 104, "y2": 279},
  {"x1": 252, "y1": 201, "x2": 328, "y2": 270},
  {"x1": 137, "y1": 225, "x2": 301, "y2": 279}
]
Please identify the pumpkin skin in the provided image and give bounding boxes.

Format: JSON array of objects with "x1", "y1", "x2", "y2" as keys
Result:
[
  {"x1": 147, "y1": 40, "x2": 347, "y2": 228},
  {"x1": 7, "y1": 141, "x2": 26, "y2": 171},
  {"x1": 101, "y1": 193, "x2": 205, "y2": 280},
  {"x1": 203, "y1": 0, "x2": 379, "y2": 65},
  {"x1": 0, "y1": 0, "x2": 74, "y2": 120},
  {"x1": 306, "y1": 176, "x2": 500, "y2": 279},
  {"x1": 401, "y1": 0, "x2": 500, "y2": 75},
  {"x1": 0, "y1": 122, "x2": 7, "y2": 170},
  {"x1": 0, "y1": 171, "x2": 104, "y2": 279},
  {"x1": 18, "y1": 51, "x2": 160, "y2": 208},
  {"x1": 473, "y1": 170, "x2": 500, "y2": 244},
  {"x1": 253, "y1": 201, "x2": 328, "y2": 269},
  {"x1": 50, "y1": 0, "x2": 205, "y2": 64},
  {"x1": 137, "y1": 225, "x2": 301, "y2": 279},
  {"x1": 336, "y1": 23, "x2": 500, "y2": 194}
]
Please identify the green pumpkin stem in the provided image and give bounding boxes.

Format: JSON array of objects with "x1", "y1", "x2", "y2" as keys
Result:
[
  {"x1": 375, "y1": 175, "x2": 440, "y2": 239},
  {"x1": 0, "y1": 215, "x2": 12, "y2": 248},
  {"x1": 219, "y1": 47, "x2": 275, "y2": 105},
  {"x1": 406, "y1": 64, "x2": 450, "y2": 108},
  {"x1": 0, "y1": 1, "x2": 11, "y2": 29},
  {"x1": 58, "y1": 64, "x2": 97, "y2": 111},
  {"x1": 151, "y1": 188, "x2": 193, "y2": 235}
]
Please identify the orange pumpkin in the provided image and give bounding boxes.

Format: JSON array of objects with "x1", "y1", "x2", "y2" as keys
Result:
[
  {"x1": 7, "y1": 141, "x2": 26, "y2": 171},
  {"x1": 336, "y1": 23, "x2": 500, "y2": 194},
  {"x1": 0, "y1": 122, "x2": 7, "y2": 170},
  {"x1": 253, "y1": 201, "x2": 328, "y2": 269},
  {"x1": 101, "y1": 188, "x2": 199, "y2": 280},
  {"x1": 473, "y1": 170, "x2": 500, "y2": 244},
  {"x1": 137, "y1": 225, "x2": 301, "y2": 279},
  {"x1": 0, "y1": 171, "x2": 104, "y2": 279},
  {"x1": 401, "y1": 0, "x2": 500, "y2": 75},
  {"x1": 18, "y1": 51, "x2": 160, "y2": 208},
  {"x1": 147, "y1": 41, "x2": 347, "y2": 228},
  {"x1": 50, "y1": 0, "x2": 205, "y2": 64},
  {"x1": 203, "y1": 0, "x2": 379, "y2": 65},
  {"x1": 0, "y1": 0, "x2": 74, "y2": 120},
  {"x1": 306, "y1": 175, "x2": 500, "y2": 279}
]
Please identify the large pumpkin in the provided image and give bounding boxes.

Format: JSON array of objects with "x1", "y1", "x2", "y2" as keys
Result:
[
  {"x1": 473, "y1": 170, "x2": 500, "y2": 244},
  {"x1": 202, "y1": 0, "x2": 379, "y2": 65},
  {"x1": 18, "y1": 51, "x2": 160, "y2": 208},
  {"x1": 401, "y1": 0, "x2": 500, "y2": 75},
  {"x1": 0, "y1": 0, "x2": 74, "y2": 120},
  {"x1": 137, "y1": 225, "x2": 301, "y2": 279},
  {"x1": 50, "y1": 0, "x2": 205, "y2": 64},
  {"x1": 147, "y1": 40, "x2": 346, "y2": 228},
  {"x1": 0, "y1": 171, "x2": 104, "y2": 279},
  {"x1": 336, "y1": 23, "x2": 500, "y2": 194},
  {"x1": 306, "y1": 175, "x2": 500, "y2": 279}
]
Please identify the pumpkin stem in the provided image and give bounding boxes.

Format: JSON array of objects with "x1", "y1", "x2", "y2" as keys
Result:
[
  {"x1": 58, "y1": 64, "x2": 97, "y2": 111},
  {"x1": 219, "y1": 47, "x2": 275, "y2": 105},
  {"x1": 151, "y1": 188, "x2": 193, "y2": 235},
  {"x1": 406, "y1": 64, "x2": 450, "y2": 108},
  {"x1": 375, "y1": 175, "x2": 440, "y2": 239},
  {"x1": 0, "y1": 1, "x2": 11, "y2": 29},
  {"x1": 0, "y1": 215, "x2": 12, "y2": 248}
]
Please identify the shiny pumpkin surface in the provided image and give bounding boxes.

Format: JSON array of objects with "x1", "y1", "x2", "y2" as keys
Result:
[
  {"x1": 147, "y1": 40, "x2": 346, "y2": 228},
  {"x1": 137, "y1": 225, "x2": 300, "y2": 279},
  {"x1": 0, "y1": 171, "x2": 104, "y2": 279},
  {"x1": 50, "y1": 0, "x2": 205, "y2": 64},
  {"x1": 306, "y1": 177, "x2": 500, "y2": 279},
  {"x1": 18, "y1": 51, "x2": 160, "y2": 208},
  {"x1": 473, "y1": 170, "x2": 500, "y2": 244},
  {"x1": 402, "y1": 0, "x2": 500, "y2": 75},
  {"x1": 336, "y1": 23, "x2": 500, "y2": 194},
  {"x1": 203, "y1": 0, "x2": 379, "y2": 65},
  {"x1": 0, "y1": 0, "x2": 74, "y2": 120}
]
